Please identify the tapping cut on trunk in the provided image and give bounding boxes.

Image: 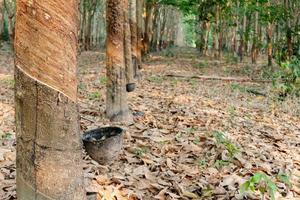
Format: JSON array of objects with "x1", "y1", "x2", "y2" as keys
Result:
[
  {"x1": 14, "y1": 0, "x2": 85, "y2": 199},
  {"x1": 106, "y1": 0, "x2": 133, "y2": 123}
]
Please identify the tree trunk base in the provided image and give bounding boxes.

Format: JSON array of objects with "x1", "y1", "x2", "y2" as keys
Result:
[{"x1": 15, "y1": 67, "x2": 85, "y2": 200}]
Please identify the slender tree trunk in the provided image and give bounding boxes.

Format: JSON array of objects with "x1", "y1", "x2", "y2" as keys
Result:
[
  {"x1": 0, "y1": 0, "x2": 4, "y2": 38},
  {"x1": 106, "y1": 0, "x2": 133, "y2": 123},
  {"x1": 267, "y1": 22, "x2": 273, "y2": 67},
  {"x1": 239, "y1": 13, "x2": 247, "y2": 62},
  {"x1": 144, "y1": 2, "x2": 153, "y2": 54},
  {"x1": 204, "y1": 21, "x2": 210, "y2": 56},
  {"x1": 129, "y1": 0, "x2": 140, "y2": 79},
  {"x1": 244, "y1": 15, "x2": 251, "y2": 56},
  {"x1": 251, "y1": 3, "x2": 259, "y2": 64},
  {"x1": 14, "y1": 1, "x2": 85, "y2": 199},
  {"x1": 285, "y1": 0, "x2": 293, "y2": 57},
  {"x1": 136, "y1": 0, "x2": 143, "y2": 70},
  {"x1": 214, "y1": 6, "x2": 220, "y2": 58},
  {"x1": 85, "y1": 14, "x2": 92, "y2": 50},
  {"x1": 158, "y1": 7, "x2": 167, "y2": 51},
  {"x1": 124, "y1": 0, "x2": 135, "y2": 92},
  {"x1": 3, "y1": 0, "x2": 15, "y2": 45},
  {"x1": 217, "y1": 5, "x2": 222, "y2": 58}
]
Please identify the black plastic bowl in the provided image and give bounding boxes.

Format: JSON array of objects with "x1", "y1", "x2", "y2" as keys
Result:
[
  {"x1": 82, "y1": 127, "x2": 124, "y2": 165},
  {"x1": 126, "y1": 83, "x2": 136, "y2": 92}
]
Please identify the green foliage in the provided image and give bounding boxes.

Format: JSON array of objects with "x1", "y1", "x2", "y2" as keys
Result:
[
  {"x1": 186, "y1": 127, "x2": 197, "y2": 134},
  {"x1": 224, "y1": 53, "x2": 238, "y2": 64},
  {"x1": 201, "y1": 185, "x2": 214, "y2": 197},
  {"x1": 0, "y1": 78, "x2": 15, "y2": 88},
  {"x1": 88, "y1": 91, "x2": 101, "y2": 100},
  {"x1": 274, "y1": 56, "x2": 300, "y2": 97},
  {"x1": 192, "y1": 61, "x2": 209, "y2": 69},
  {"x1": 78, "y1": 82, "x2": 87, "y2": 90},
  {"x1": 277, "y1": 172, "x2": 292, "y2": 188},
  {"x1": 1, "y1": 132, "x2": 13, "y2": 140},
  {"x1": 99, "y1": 76, "x2": 108, "y2": 85},
  {"x1": 134, "y1": 147, "x2": 149, "y2": 157},
  {"x1": 193, "y1": 138, "x2": 200, "y2": 145},
  {"x1": 189, "y1": 79, "x2": 198, "y2": 90},
  {"x1": 240, "y1": 172, "x2": 277, "y2": 200},
  {"x1": 197, "y1": 159, "x2": 207, "y2": 168},
  {"x1": 148, "y1": 75, "x2": 164, "y2": 83},
  {"x1": 213, "y1": 131, "x2": 240, "y2": 158},
  {"x1": 214, "y1": 160, "x2": 230, "y2": 169}
]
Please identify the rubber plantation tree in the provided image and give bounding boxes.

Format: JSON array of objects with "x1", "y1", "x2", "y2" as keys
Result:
[
  {"x1": 14, "y1": 1, "x2": 85, "y2": 199},
  {"x1": 106, "y1": 0, "x2": 133, "y2": 123},
  {"x1": 129, "y1": 0, "x2": 140, "y2": 79},
  {"x1": 0, "y1": 0, "x2": 3, "y2": 38},
  {"x1": 124, "y1": 0, "x2": 136, "y2": 92}
]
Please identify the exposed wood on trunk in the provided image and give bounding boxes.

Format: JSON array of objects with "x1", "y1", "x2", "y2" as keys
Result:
[
  {"x1": 129, "y1": 0, "x2": 140, "y2": 79},
  {"x1": 14, "y1": 0, "x2": 85, "y2": 199},
  {"x1": 106, "y1": 0, "x2": 133, "y2": 123},
  {"x1": 14, "y1": 0, "x2": 78, "y2": 101},
  {"x1": 124, "y1": 0, "x2": 135, "y2": 89}
]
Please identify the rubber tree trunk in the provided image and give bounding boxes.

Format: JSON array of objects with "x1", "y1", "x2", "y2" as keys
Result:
[
  {"x1": 0, "y1": 0, "x2": 3, "y2": 38},
  {"x1": 136, "y1": 0, "x2": 143, "y2": 69},
  {"x1": 285, "y1": 0, "x2": 293, "y2": 57},
  {"x1": 129, "y1": 0, "x2": 140, "y2": 79},
  {"x1": 106, "y1": 0, "x2": 133, "y2": 123},
  {"x1": 14, "y1": 1, "x2": 85, "y2": 199},
  {"x1": 124, "y1": 0, "x2": 135, "y2": 92},
  {"x1": 251, "y1": 3, "x2": 259, "y2": 64},
  {"x1": 239, "y1": 14, "x2": 247, "y2": 62},
  {"x1": 267, "y1": 22, "x2": 273, "y2": 67},
  {"x1": 143, "y1": 2, "x2": 153, "y2": 54},
  {"x1": 150, "y1": 5, "x2": 159, "y2": 51}
]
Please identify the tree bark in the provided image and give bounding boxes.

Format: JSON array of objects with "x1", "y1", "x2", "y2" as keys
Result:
[
  {"x1": 239, "y1": 13, "x2": 247, "y2": 62},
  {"x1": 129, "y1": 0, "x2": 140, "y2": 79},
  {"x1": 285, "y1": 0, "x2": 293, "y2": 57},
  {"x1": 267, "y1": 21, "x2": 273, "y2": 67},
  {"x1": 143, "y1": 2, "x2": 153, "y2": 54},
  {"x1": 251, "y1": 2, "x2": 259, "y2": 64},
  {"x1": 136, "y1": 0, "x2": 143, "y2": 70},
  {"x1": 106, "y1": 0, "x2": 133, "y2": 123},
  {"x1": 14, "y1": 0, "x2": 85, "y2": 199},
  {"x1": 0, "y1": 0, "x2": 4, "y2": 38},
  {"x1": 124, "y1": 0, "x2": 135, "y2": 92}
]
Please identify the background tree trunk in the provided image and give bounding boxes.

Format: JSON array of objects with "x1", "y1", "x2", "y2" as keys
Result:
[
  {"x1": 136, "y1": 0, "x2": 143, "y2": 70},
  {"x1": 239, "y1": 13, "x2": 247, "y2": 62},
  {"x1": 0, "y1": 0, "x2": 4, "y2": 39},
  {"x1": 251, "y1": 2, "x2": 259, "y2": 64},
  {"x1": 285, "y1": 0, "x2": 293, "y2": 57},
  {"x1": 14, "y1": 1, "x2": 85, "y2": 199},
  {"x1": 129, "y1": 0, "x2": 140, "y2": 79},
  {"x1": 124, "y1": 0, "x2": 135, "y2": 91},
  {"x1": 106, "y1": 0, "x2": 133, "y2": 123},
  {"x1": 143, "y1": 2, "x2": 153, "y2": 54}
]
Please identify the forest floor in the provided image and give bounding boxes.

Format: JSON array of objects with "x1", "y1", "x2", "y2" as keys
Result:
[{"x1": 0, "y1": 42, "x2": 300, "y2": 200}]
